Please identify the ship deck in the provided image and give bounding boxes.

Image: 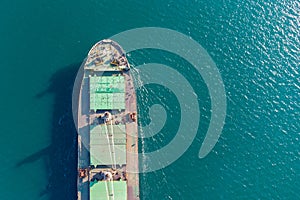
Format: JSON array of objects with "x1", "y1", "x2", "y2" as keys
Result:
[{"x1": 76, "y1": 40, "x2": 139, "y2": 200}]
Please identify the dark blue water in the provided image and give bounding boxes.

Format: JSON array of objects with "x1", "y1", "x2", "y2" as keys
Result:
[{"x1": 0, "y1": 0, "x2": 299, "y2": 199}]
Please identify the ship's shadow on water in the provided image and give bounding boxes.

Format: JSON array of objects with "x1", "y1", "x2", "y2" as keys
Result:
[{"x1": 16, "y1": 63, "x2": 80, "y2": 200}]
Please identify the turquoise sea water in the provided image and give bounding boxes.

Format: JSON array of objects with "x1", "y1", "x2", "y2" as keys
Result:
[{"x1": 0, "y1": 0, "x2": 299, "y2": 199}]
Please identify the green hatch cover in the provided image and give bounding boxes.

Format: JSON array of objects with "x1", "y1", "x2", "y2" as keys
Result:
[
  {"x1": 90, "y1": 124, "x2": 126, "y2": 166},
  {"x1": 90, "y1": 181, "x2": 127, "y2": 200},
  {"x1": 90, "y1": 76, "x2": 125, "y2": 110}
]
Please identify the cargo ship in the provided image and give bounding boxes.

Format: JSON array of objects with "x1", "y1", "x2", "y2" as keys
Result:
[{"x1": 75, "y1": 39, "x2": 139, "y2": 200}]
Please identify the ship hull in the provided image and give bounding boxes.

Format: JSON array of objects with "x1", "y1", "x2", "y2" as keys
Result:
[{"x1": 74, "y1": 40, "x2": 139, "y2": 200}]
